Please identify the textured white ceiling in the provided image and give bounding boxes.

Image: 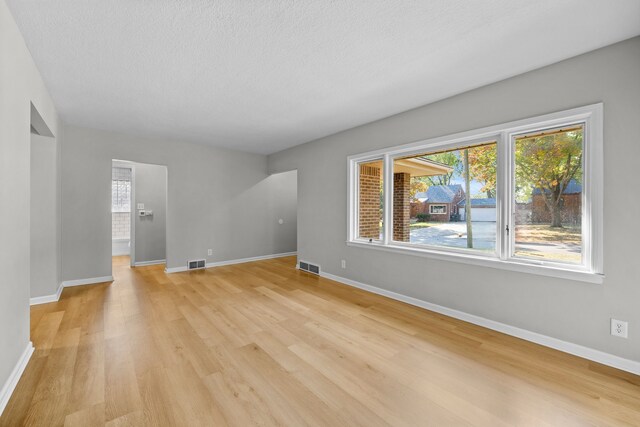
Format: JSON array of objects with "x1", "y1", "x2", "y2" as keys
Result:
[{"x1": 7, "y1": 1, "x2": 640, "y2": 154}]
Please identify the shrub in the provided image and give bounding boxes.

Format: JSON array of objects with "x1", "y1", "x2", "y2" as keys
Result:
[{"x1": 416, "y1": 213, "x2": 431, "y2": 222}]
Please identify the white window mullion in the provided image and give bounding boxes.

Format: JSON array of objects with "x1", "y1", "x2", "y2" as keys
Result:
[
  {"x1": 584, "y1": 105, "x2": 604, "y2": 273},
  {"x1": 507, "y1": 132, "x2": 516, "y2": 261},
  {"x1": 581, "y1": 121, "x2": 592, "y2": 272},
  {"x1": 383, "y1": 154, "x2": 393, "y2": 245},
  {"x1": 348, "y1": 159, "x2": 357, "y2": 242},
  {"x1": 496, "y1": 132, "x2": 510, "y2": 260}
]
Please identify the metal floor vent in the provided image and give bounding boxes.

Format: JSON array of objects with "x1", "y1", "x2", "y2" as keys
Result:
[
  {"x1": 299, "y1": 261, "x2": 320, "y2": 275},
  {"x1": 188, "y1": 259, "x2": 206, "y2": 270}
]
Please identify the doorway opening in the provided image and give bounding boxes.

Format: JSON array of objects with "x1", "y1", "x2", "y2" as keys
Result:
[
  {"x1": 265, "y1": 169, "x2": 298, "y2": 269},
  {"x1": 111, "y1": 160, "x2": 167, "y2": 269}
]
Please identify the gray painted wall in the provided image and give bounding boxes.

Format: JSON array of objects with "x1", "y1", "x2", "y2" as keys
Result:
[
  {"x1": 133, "y1": 163, "x2": 167, "y2": 264},
  {"x1": 30, "y1": 133, "x2": 59, "y2": 298},
  {"x1": 61, "y1": 124, "x2": 298, "y2": 280},
  {"x1": 268, "y1": 37, "x2": 640, "y2": 363},
  {"x1": 0, "y1": 0, "x2": 59, "y2": 402}
]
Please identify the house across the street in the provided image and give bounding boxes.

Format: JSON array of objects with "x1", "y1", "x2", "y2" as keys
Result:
[
  {"x1": 412, "y1": 184, "x2": 465, "y2": 221},
  {"x1": 455, "y1": 179, "x2": 581, "y2": 224}
]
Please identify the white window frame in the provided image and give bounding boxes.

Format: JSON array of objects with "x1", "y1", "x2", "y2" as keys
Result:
[
  {"x1": 347, "y1": 104, "x2": 604, "y2": 284},
  {"x1": 429, "y1": 204, "x2": 448, "y2": 215},
  {"x1": 352, "y1": 157, "x2": 385, "y2": 242}
]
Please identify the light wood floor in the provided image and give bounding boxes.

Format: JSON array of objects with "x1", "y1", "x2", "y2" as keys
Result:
[{"x1": 2, "y1": 256, "x2": 639, "y2": 426}]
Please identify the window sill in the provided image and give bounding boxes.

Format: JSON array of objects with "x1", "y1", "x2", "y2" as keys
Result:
[{"x1": 346, "y1": 240, "x2": 603, "y2": 284}]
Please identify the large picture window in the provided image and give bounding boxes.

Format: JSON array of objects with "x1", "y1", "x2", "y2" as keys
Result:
[{"x1": 348, "y1": 104, "x2": 603, "y2": 283}]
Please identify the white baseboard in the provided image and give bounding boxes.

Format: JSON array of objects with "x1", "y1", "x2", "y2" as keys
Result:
[
  {"x1": 165, "y1": 252, "x2": 297, "y2": 274},
  {"x1": 62, "y1": 275, "x2": 113, "y2": 288},
  {"x1": 133, "y1": 259, "x2": 165, "y2": 267},
  {"x1": 320, "y1": 271, "x2": 640, "y2": 376},
  {"x1": 30, "y1": 275, "x2": 113, "y2": 306},
  {"x1": 0, "y1": 342, "x2": 34, "y2": 416},
  {"x1": 29, "y1": 282, "x2": 64, "y2": 306},
  {"x1": 29, "y1": 276, "x2": 113, "y2": 305}
]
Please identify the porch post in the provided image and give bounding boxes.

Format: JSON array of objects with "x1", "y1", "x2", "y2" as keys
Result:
[{"x1": 393, "y1": 172, "x2": 410, "y2": 242}]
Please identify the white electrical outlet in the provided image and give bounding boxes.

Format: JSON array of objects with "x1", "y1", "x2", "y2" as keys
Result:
[
  {"x1": 611, "y1": 319, "x2": 628, "y2": 338},
  {"x1": 207, "y1": 249, "x2": 213, "y2": 256},
  {"x1": 341, "y1": 259, "x2": 346, "y2": 269}
]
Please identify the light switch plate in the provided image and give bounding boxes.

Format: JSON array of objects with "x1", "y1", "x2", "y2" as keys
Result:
[{"x1": 137, "y1": 203, "x2": 144, "y2": 210}]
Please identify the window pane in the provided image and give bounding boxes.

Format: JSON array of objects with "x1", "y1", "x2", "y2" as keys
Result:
[
  {"x1": 111, "y1": 167, "x2": 132, "y2": 212},
  {"x1": 514, "y1": 125, "x2": 583, "y2": 263},
  {"x1": 358, "y1": 159, "x2": 383, "y2": 240},
  {"x1": 393, "y1": 142, "x2": 497, "y2": 252},
  {"x1": 112, "y1": 167, "x2": 132, "y2": 239}
]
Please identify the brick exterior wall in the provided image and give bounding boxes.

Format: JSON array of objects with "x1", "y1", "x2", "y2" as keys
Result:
[
  {"x1": 393, "y1": 172, "x2": 411, "y2": 241},
  {"x1": 410, "y1": 201, "x2": 423, "y2": 218},
  {"x1": 515, "y1": 202, "x2": 532, "y2": 224},
  {"x1": 532, "y1": 194, "x2": 581, "y2": 226},
  {"x1": 410, "y1": 187, "x2": 465, "y2": 222},
  {"x1": 359, "y1": 164, "x2": 381, "y2": 239},
  {"x1": 451, "y1": 190, "x2": 464, "y2": 216}
]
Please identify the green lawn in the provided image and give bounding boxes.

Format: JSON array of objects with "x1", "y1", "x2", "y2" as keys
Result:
[
  {"x1": 515, "y1": 224, "x2": 581, "y2": 243},
  {"x1": 410, "y1": 221, "x2": 439, "y2": 229}
]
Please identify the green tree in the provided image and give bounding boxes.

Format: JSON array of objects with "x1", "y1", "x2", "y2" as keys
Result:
[
  {"x1": 409, "y1": 177, "x2": 428, "y2": 201},
  {"x1": 421, "y1": 151, "x2": 462, "y2": 186},
  {"x1": 467, "y1": 144, "x2": 497, "y2": 198},
  {"x1": 515, "y1": 129, "x2": 583, "y2": 227}
]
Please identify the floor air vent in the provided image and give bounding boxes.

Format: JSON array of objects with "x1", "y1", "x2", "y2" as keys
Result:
[
  {"x1": 188, "y1": 259, "x2": 206, "y2": 270},
  {"x1": 299, "y1": 261, "x2": 320, "y2": 275}
]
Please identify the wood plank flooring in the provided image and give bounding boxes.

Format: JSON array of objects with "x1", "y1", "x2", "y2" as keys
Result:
[{"x1": 2, "y1": 255, "x2": 639, "y2": 426}]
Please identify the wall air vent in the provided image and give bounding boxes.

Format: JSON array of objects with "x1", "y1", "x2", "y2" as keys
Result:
[
  {"x1": 188, "y1": 259, "x2": 206, "y2": 270},
  {"x1": 298, "y1": 260, "x2": 320, "y2": 275}
]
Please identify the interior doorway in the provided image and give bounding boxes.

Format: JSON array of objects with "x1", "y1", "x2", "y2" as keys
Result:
[{"x1": 111, "y1": 160, "x2": 167, "y2": 268}]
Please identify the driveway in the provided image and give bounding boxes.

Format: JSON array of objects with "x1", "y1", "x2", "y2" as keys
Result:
[
  {"x1": 410, "y1": 222, "x2": 496, "y2": 250},
  {"x1": 410, "y1": 222, "x2": 581, "y2": 262}
]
